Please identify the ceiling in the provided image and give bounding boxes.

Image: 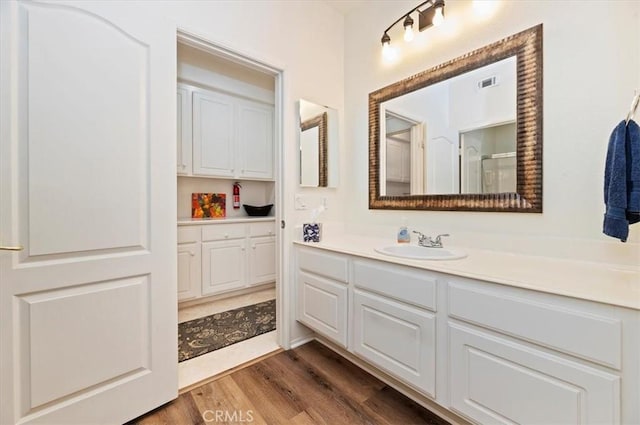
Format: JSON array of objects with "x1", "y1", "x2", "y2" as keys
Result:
[{"x1": 322, "y1": 0, "x2": 368, "y2": 15}]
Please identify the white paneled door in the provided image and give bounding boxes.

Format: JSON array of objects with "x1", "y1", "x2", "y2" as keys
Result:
[{"x1": 0, "y1": 1, "x2": 177, "y2": 424}]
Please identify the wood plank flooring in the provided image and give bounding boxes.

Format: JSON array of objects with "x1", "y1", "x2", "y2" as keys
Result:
[{"x1": 128, "y1": 340, "x2": 449, "y2": 425}]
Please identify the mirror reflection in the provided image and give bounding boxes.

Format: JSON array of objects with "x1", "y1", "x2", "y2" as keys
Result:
[
  {"x1": 299, "y1": 99, "x2": 339, "y2": 188},
  {"x1": 369, "y1": 24, "x2": 542, "y2": 212},
  {"x1": 380, "y1": 56, "x2": 517, "y2": 196}
]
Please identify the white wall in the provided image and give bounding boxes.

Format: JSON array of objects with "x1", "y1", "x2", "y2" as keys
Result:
[{"x1": 343, "y1": 0, "x2": 640, "y2": 260}]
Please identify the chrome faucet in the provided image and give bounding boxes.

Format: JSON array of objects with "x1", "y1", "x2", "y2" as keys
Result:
[{"x1": 412, "y1": 231, "x2": 450, "y2": 248}]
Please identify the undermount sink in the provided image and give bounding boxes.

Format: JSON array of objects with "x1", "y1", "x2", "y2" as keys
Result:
[{"x1": 374, "y1": 244, "x2": 467, "y2": 260}]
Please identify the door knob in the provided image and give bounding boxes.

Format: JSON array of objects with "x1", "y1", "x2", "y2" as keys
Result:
[{"x1": 0, "y1": 245, "x2": 23, "y2": 251}]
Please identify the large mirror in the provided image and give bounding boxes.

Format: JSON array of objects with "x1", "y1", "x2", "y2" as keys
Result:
[
  {"x1": 369, "y1": 25, "x2": 542, "y2": 212},
  {"x1": 299, "y1": 99, "x2": 339, "y2": 187}
]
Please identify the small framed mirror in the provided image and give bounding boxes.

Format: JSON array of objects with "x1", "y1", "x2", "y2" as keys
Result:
[
  {"x1": 299, "y1": 99, "x2": 339, "y2": 188},
  {"x1": 369, "y1": 25, "x2": 543, "y2": 212}
]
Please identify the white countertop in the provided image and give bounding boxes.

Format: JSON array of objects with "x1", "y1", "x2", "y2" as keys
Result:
[
  {"x1": 294, "y1": 235, "x2": 640, "y2": 310},
  {"x1": 178, "y1": 216, "x2": 276, "y2": 225}
]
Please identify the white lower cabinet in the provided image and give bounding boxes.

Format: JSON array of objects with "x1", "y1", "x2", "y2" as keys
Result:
[
  {"x1": 201, "y1": 239, "x2": 246, "y2": 295},
  {"x1": 293, "y1": 245, "x2": 638, "y2": 425},
  {"x1": 297, "y1": 270, "x2": 348, "y2": 348},
  {"x1": 449, "y1": 322, "x2": 620, "y2": 425},
  {"x1": 178, "y1": 221, "x2": 275, "y2": 302},
  {"x1": 248, "y1": 236, "x2": 276, "y2": 286},
  {"x1": 352, "y1": 290, "x2": 436, "y2": 396},
  {"x1": 177, "y1": 242, "x2": 200, "y2": 301}
]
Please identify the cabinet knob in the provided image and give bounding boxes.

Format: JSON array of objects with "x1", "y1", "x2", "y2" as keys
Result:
[
  {"x1": 189, "y1": 251, "x2": 195, "y2": 257},
  {"x1": 224, "y1": 234, "x2": 229, "y2": 238},
  {"x1": 252, "y1": 245, "x2": 256, "y2": 249}
]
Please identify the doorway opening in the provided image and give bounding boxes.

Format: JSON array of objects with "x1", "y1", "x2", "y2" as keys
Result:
[{"x1": 175, "y1": 30, "x2": 284, "y2": 391}]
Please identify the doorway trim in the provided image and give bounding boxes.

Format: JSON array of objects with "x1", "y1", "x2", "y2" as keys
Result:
[{"x1": 175, "y1": 29, "x2": 287, "y2": 350}]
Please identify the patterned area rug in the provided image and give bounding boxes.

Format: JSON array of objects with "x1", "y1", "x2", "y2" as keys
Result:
[{"x1": 178, "y1": 299, "x2": 276, "y2": 362}]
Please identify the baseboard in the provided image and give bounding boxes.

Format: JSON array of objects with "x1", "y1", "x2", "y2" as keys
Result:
[
  {"x1": 313, "y1": 337, "x2": 473, "y2": 425},
  {"x1": 289, "y1": 334, "x2": 315, "y2": 349}
]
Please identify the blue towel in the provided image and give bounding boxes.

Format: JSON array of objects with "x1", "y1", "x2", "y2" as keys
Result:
[{"x1": 603, "y1": 119, "x2": 640, "y2": 242}]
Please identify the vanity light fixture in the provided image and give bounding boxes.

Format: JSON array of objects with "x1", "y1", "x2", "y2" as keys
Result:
[{"x1": 381, "y1": 0, "x2": 445, "y2": 58}]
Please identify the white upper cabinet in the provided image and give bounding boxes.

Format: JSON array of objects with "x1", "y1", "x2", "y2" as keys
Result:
[
  {"x1": 180, "y1": 83, "x2": 274, "y2": 180},
  {"x1": 177, "y1": 86, "x2": 192, "y2": 175},
  {"x1": 237, "y1": 100, "x2": 274, "y2": 179},
  {"x1": 192, "y1": 90, "x2": 236, "y2": 177}
]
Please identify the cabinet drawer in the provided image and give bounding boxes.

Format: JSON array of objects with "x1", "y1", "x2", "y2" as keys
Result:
[
  {"x1": 297, "y1": 247, "x2": 348, "y2": 283},
  {"x1": 448, "y1": 281, "x2": 622, "y2": 369},
  {"x1": 249, "y1": 221, "x2": 276, "y2": 237},
  {"x1": 352, "y1": 290, "x2": 436, "y2": 397},
  {"x1": 353, "y1": 260, "x2": 436, "y2": 311},
  {"x1": 449, "y1": 323, "x2": 620, "y2": 425},
  {"x1": 178, "y1": 226, "x2": 201, "y2": 244},
  {"x1": 201, "y1": 223, "x2": 246, "y2": 241},
  {"x1": 297, "y1": 271, "x2": 348, "y2": 347}
]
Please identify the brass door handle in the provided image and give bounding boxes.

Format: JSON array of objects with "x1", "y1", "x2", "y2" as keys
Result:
[{"x1": 0, "y1": 245, "x2": 23, "y2": 251}]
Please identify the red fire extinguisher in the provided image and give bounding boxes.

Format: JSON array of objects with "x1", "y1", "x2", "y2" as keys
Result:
[{"x1": 233, "y1": 182, "x2": 241, "y2": 209}]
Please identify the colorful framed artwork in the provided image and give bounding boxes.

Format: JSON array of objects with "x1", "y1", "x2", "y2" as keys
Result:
[{"x1": 192, "y1": 193, "x2": 226, "y2": 218}]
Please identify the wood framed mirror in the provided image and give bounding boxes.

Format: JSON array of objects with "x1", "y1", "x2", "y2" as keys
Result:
[
  {"x1": 300, "y1": 110, "x2": 328, "y2": 187},
  {"x1": 369, "y1": 24, "x2": 543, "y2": 212}
]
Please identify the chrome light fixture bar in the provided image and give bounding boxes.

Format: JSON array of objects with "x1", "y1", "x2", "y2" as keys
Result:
[{"x1": 381, "y1": 0, "x2": 445, "y2": 57}]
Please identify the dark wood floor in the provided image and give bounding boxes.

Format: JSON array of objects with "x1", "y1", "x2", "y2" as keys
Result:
[{"x1": 129, "y1": 340, "x2": 449, "y2": 425}]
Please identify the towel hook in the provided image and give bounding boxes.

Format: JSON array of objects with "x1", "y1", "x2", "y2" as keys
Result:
[{"x1": 626, "y1": 90, "x2": 640, "y2": 124}]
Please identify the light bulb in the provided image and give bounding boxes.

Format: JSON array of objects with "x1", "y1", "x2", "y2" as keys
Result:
[
  {"x1": 382, "y1": 41, "x2": 393, "y2": 60},
  {"x1": 403, "y1": 14, "x2": 414, "y2": 42},
  {"x1": 404, "y1": 26, "x2": 414, "y2": 42},
  {"x1": 433, "y1": 6, "x2": 444, "y2": 27}
]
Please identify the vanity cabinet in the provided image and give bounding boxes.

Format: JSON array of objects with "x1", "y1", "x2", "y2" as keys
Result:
[
  {"x1": 293, "y1": 244, "x2": 639, "y2": 425},
  {"x1": 352, "y1": 259, "x2": 437, "y2": 396},
  {"x1": 449, "y1": 323, "x2": 619, "y2": 424},
  {"x1": 178, "y1": 220, "x2": 276, "y2": 302},
  {"x1": 296, "y1": 248, "x2": 349, "y2": 347},
  {"x1": 447, "y1": 278, "x2": 624, "y2": 424},
  {"x1": 184, "y1": 84, "x2": 274, "y2": 180},
  {"x1": 353, "y1": 291, "x2": 436, "y2": 396}
]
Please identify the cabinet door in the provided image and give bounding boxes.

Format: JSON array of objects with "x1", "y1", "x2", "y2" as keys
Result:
[
  {"x1": 385, "y1": 138, "x2": 410, "y2": 183},
  {"x1": 352, "y1": 290, "x2": 436, "y2": 397},
  {"x1": 237, "y1": 99, "x2": 274, "y2": 179},
  {"x1": 201, "y1": 239, "x2": 246, "y2": 295},
  {"x1": 177, "y1": 242, "x2": 200, "y2": 301},
  {"x1": 176, "y1": 86, "x2": 192, "y2": 175},
  {"x1": 385, "y1": 138, "x2": 404, "y2": 182},
  {"x1": 449, "y1": 323, "x2": 620, "y2": 425},
  {"x1": 297, "y1": 271, "x2": 348, "y2": 347},
  {"x1": 192, "y1": 90, "x2": 235, "y2": 177},
  {"x1": 248, "y1": 236, "x2": 275, "y2": 286}
]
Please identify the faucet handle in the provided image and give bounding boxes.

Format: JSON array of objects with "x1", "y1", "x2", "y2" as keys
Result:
[{"x1": 434, "y1": 234, "x2": 450, "y2": 245}]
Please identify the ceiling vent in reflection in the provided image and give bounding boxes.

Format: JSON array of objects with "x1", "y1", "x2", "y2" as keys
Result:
[{"x1": 478, "y1": 76, "x2": 498, "y2": 89}]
